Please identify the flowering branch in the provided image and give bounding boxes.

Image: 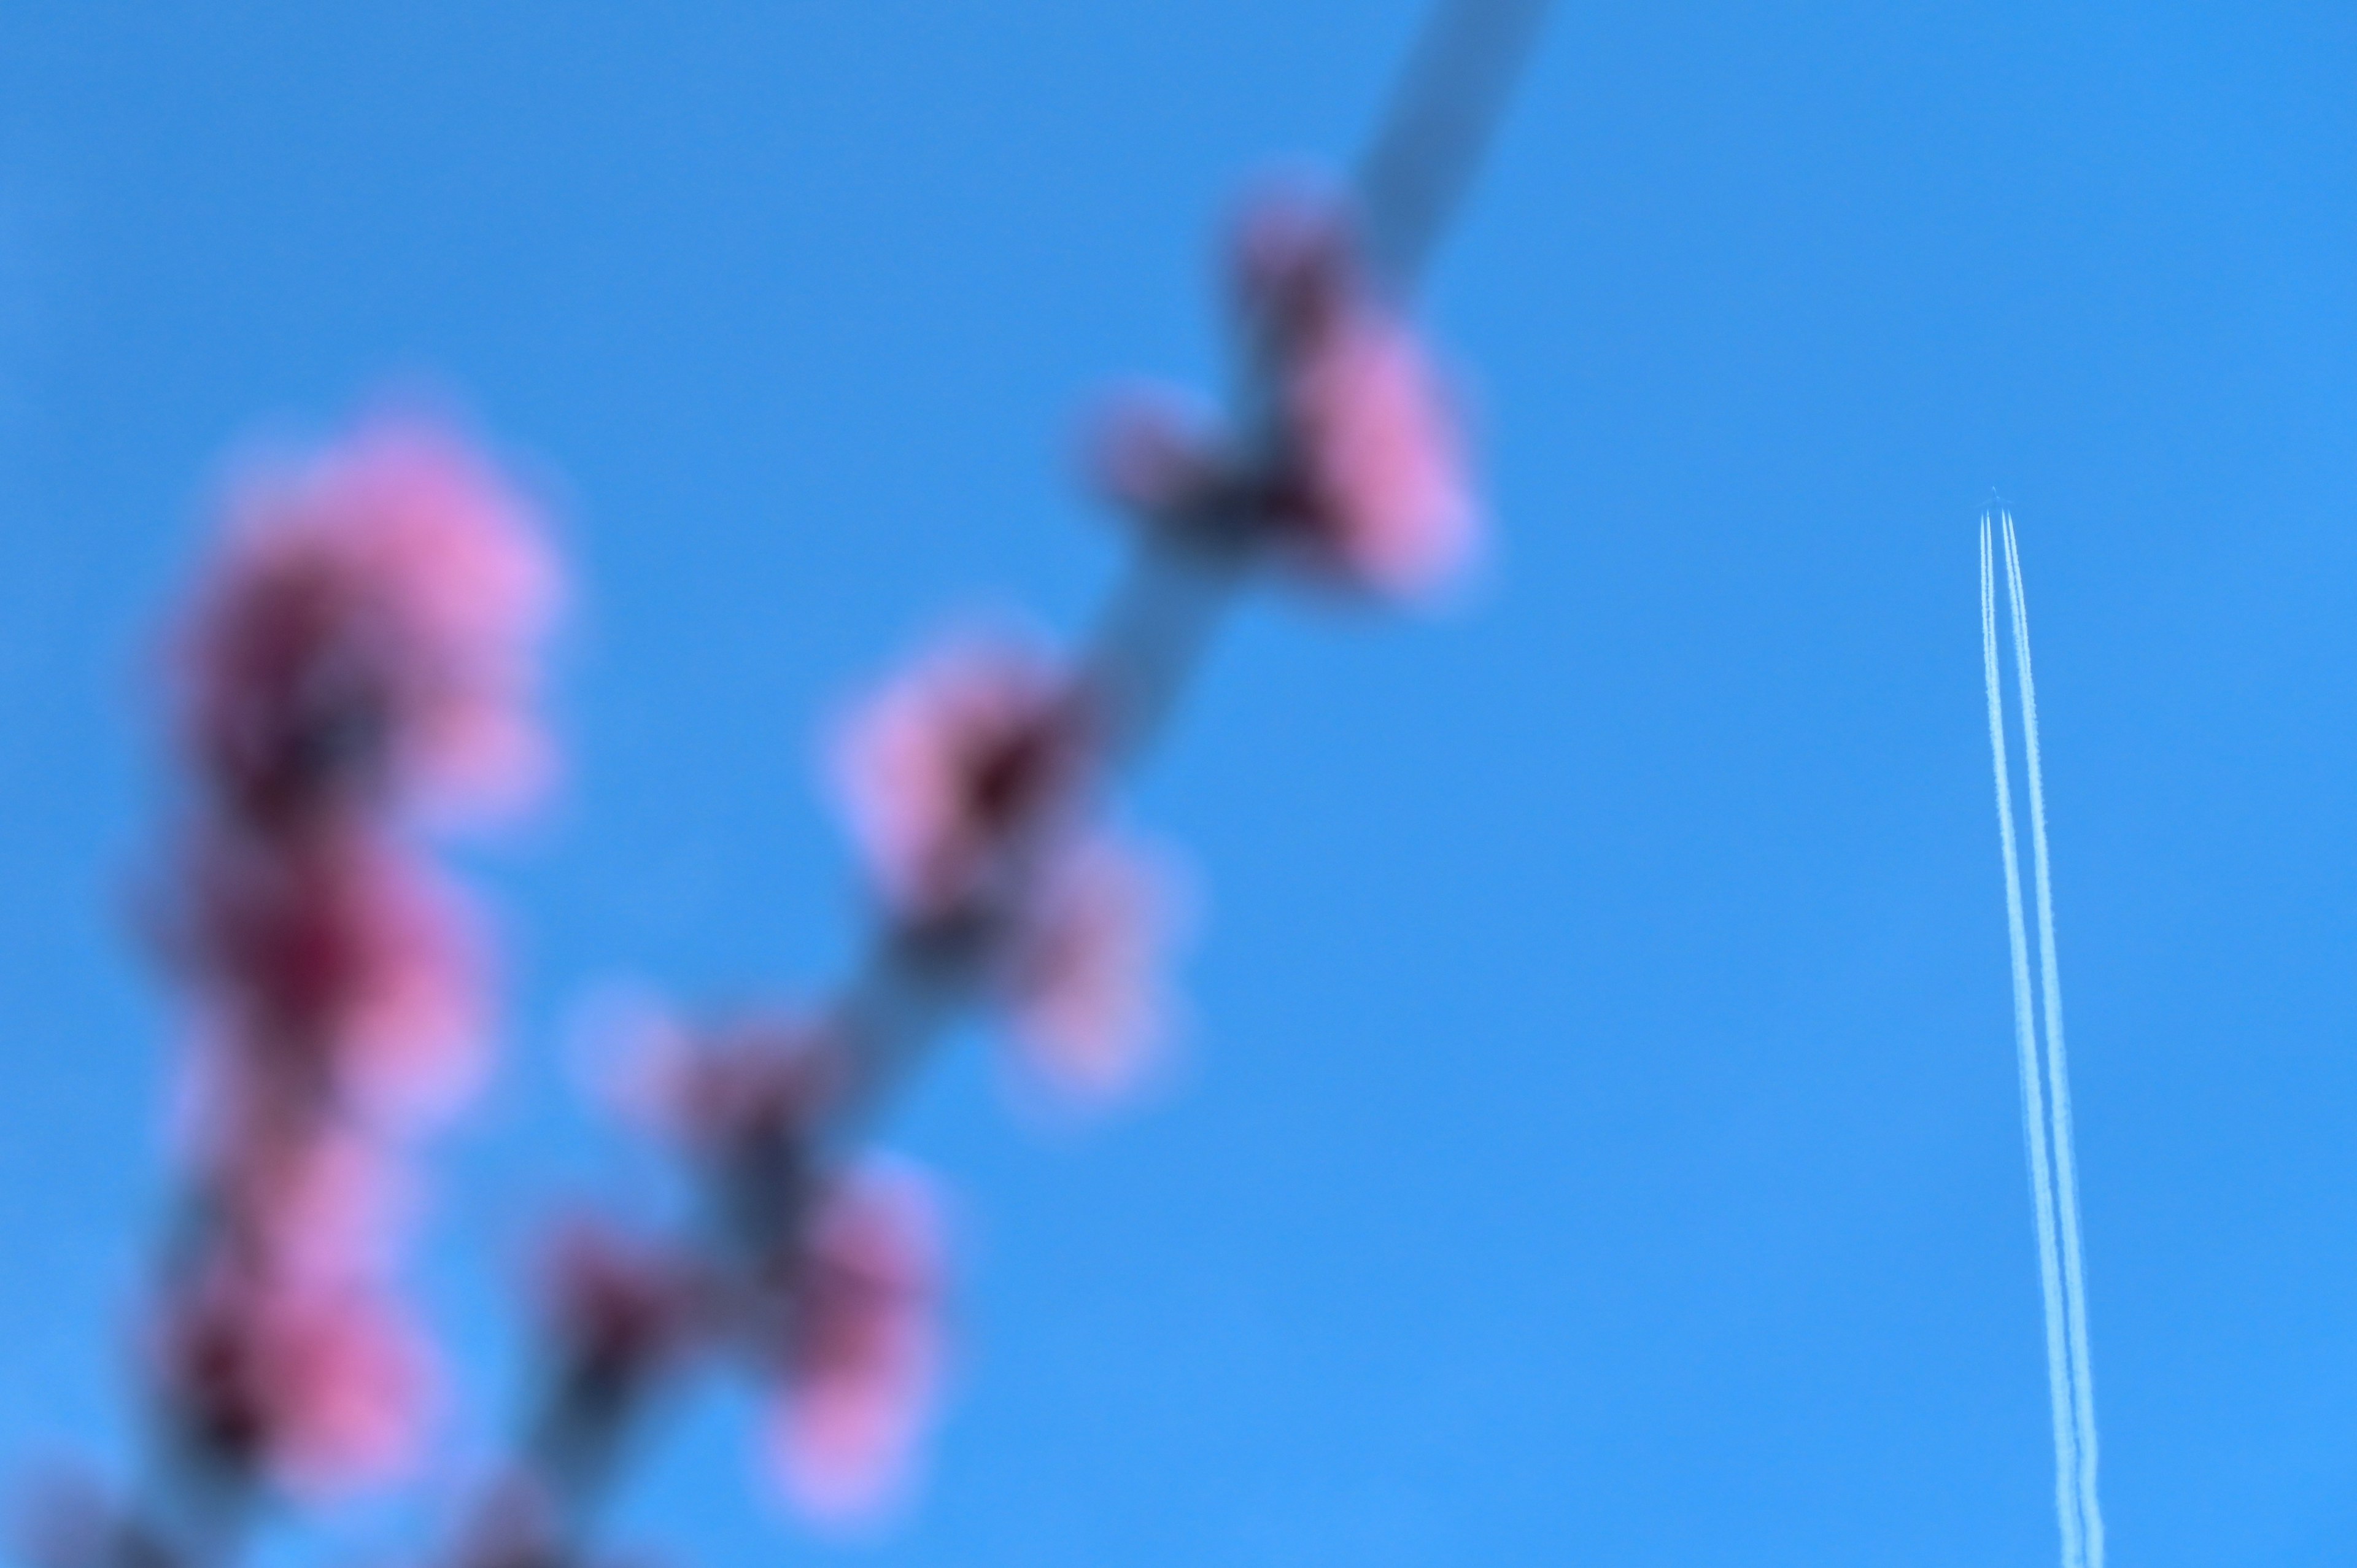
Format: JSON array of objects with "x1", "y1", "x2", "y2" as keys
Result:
[
  {"x1": 26, "y1": 3, "x2": 1552, "y2": 1566},
  {"x1": 25, "y1": 425, "x2": 562, "y2": 1568},
  {"x1": 444, "y1": 0, "x2": 1552, "y2": 1551}
]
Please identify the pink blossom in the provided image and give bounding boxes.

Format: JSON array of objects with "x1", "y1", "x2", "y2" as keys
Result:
[
  {"x1": 621, "y1": 1014, "x2": 843, "y2": 1164},
  {"x1": 153, "y1": 1267, "x2": 433, "y2": 1496},
  {"x1": 181, "y1": 417, "x2": 560, "y2": 826},
  {"x1": 1004, "y1": 838, "x2": 1173, "y2": 1104},
  {"x1": 831, "y1": 635, "x2": 1089, "y2": 921},
  {"x1": 1088, "y1": 194, "x2": 1478, "y2": 595},
  {"x1": 770, "y1": 1164, "x2": 943, "y2": 1523},
  {"x1": 1234, "y1": 193, "x2": 1479, "y2": 598},
  {"x1": 172, "y1": 825, "x2": 487, "y2": 1121},
  {"x1": 1283, "y1": 309, "x2": 1476, "y2": 596},
  {"x1": 125, "y1": 410, "x2": 556, "y2": 1520},
  {"x1": 539, "y1": 1218, "x2": 705, "y2": 1400},
  {"x1": 206, "y1": 1120, "x2": 410, "y2": 1286}
]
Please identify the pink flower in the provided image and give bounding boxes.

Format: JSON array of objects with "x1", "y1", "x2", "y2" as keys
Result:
[
  {"x1": 172, "y1": 825, "x2": 486, "y2": 1121},
  {"x1": 1087, "y1": 192, "x2": 1478, "y2": 597},
  {"x1": 621, "y1": 1014, "x2": 843, "y2": 1165},
  {"x1": 540, "y1": 1218, "x2": 705, "y2": 1403},
  {"x1": 830, "y1": 636, "x2": 1184, "y2": 1105},
  {"x1": 129, "y1": 409, "x2": 557, "y2": 1519},
  {"x1": 1283, "y1": 308, "x2": 1476, "y2": 596},
  {"x1": 831, "y1": 634, "x2": 1090, "y2": 921},
  {"x1": 1234, "y1": 193, "x2": 1479, "y2": 598},
  {"x1": 206, "y1": 1121, "x2": 410, "y2": 1286},
  {"x1": 153, "y1": 1267, "x2": 433, "y2": 1496},
  {"x1": 180, "y1": 417, "x2": 560, "y2": 826},
  {"x1": 1003, "y1": 838, "x2": 1174, "y2": 1105},
  {"x1": 769, "y1": 1164, "x2": 944, "y2": 1523}
]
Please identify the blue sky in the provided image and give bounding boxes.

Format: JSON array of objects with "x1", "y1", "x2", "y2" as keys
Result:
[{"x1": 5, "y1": 3, "x2": 2357, "y2": 1564}]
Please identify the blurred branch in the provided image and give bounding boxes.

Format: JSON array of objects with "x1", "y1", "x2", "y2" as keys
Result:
[{"x1": 1355, "y1": 0, "x2": 1556, "y2": 298}]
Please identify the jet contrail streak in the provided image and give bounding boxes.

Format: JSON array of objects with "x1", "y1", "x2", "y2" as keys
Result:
[
  {"x1": 1981, "y1": 513, "x2": 2084, "y2": 1568},
  {"x1": 2001, "y1": 513, "x2": 2105, "y2": 1568}
]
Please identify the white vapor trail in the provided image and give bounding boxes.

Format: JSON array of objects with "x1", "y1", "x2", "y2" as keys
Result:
[
  {"x1": 2000, "y1": 512, "x2": 2105, "y2": 1568},
  {"x1": 1981, "y1": 514, "x2": 2083, "y2": 1568}
]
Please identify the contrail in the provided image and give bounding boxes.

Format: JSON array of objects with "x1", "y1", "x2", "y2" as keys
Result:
[
  {"x1": 2000, "y1": 512, "x2": 2105, "y2": 1567},
  {"x1": 1981, "y1": 514, "x2": 2083, "y2": 1568}
]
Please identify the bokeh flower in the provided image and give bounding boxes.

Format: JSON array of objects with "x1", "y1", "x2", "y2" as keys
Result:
[
  {"x1": 768, "y1": 1164, "x2": 943, "y2": 1523},
  {"x1": 1234, "y1": 191, "x2": 1477, "y2": 597},
  {"x1": 178, "y1": 417, "x2": 560, "y2": 827},
  {"x1": 1086, "y1": 188, "x2": 1477, "y2": 600},
  {"x1": 1002, "y1": 837, "x2": 1175, "y2": 1104},
  {"x1": 831, "y1": 633, "x2": 1090, "y2": 923},
  {"x1": 170, "y1": 825, "x2": 486, "y2": 1121},
  {"x1": 539, "y1": 1218, "x2": 706, "y2": 1416},
  {"x1": 152, "y1": 1266, "x2": 434, "y2": 1495},
  {"x1": 134, "y1": 413, "x2": 563, "y2": 1515}
]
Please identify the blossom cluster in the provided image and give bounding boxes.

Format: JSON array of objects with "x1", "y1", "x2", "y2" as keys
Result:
[
  {"x1": 496, "y1": 1017, "x2": 947, "y2": 1535},
  {"x1": 31, "y1": 163, "x2": 1484, "y2": 1568},
  {"x1": 147, "y1": 422, "x2": 559, "y2": 1500},
  {"x1": 1093, "y1": 188, "x2": 1477, "y2": 600},
  {"x1": 505, "y1": 185, "x2": 1481, "y2": 1534}
]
